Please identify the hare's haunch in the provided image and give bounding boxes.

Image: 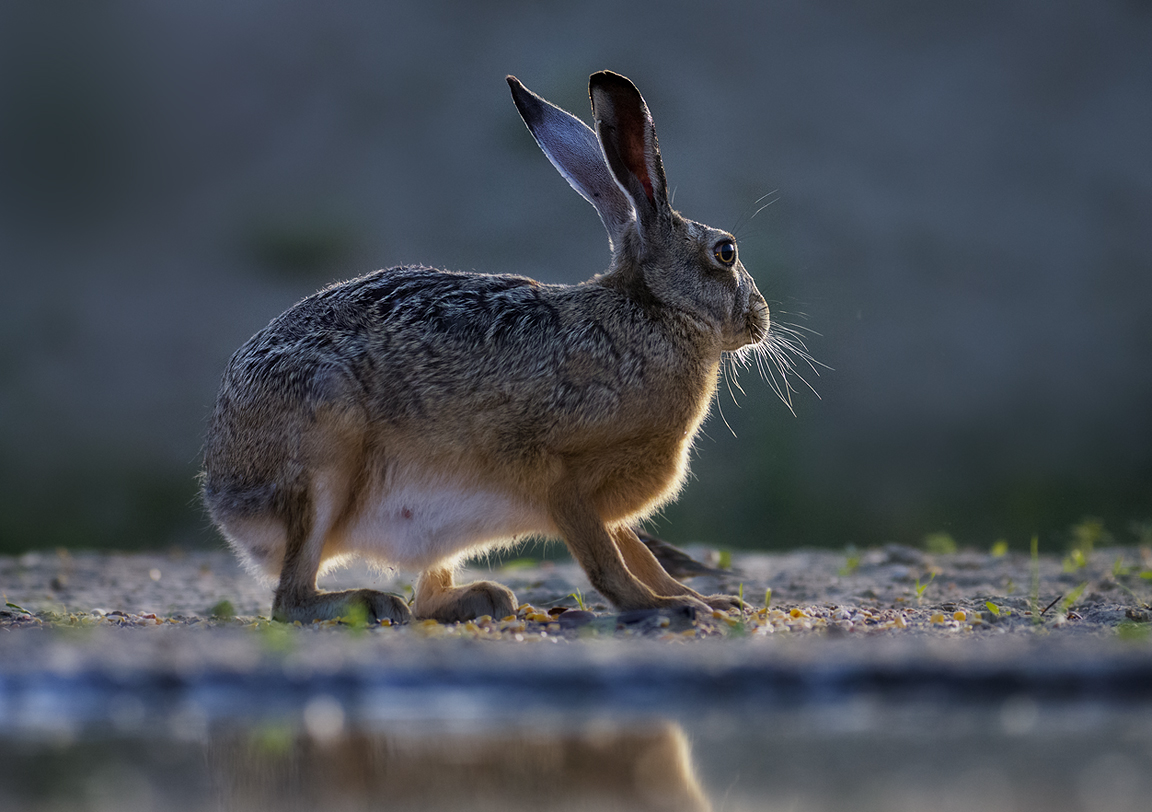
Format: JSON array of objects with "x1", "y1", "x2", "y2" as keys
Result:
[{"x1": 202, "y1": 71, "x2": 770, "y2": 623}]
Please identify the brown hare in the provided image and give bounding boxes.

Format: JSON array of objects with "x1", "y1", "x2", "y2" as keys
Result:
[{"x1": 202, "y1": 71, "x2": 771, "y2": 624}]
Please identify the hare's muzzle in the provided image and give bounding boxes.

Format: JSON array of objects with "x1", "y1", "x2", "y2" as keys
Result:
[{"x1": 745, "y1": 290, "x2": 770, "y2": 346}]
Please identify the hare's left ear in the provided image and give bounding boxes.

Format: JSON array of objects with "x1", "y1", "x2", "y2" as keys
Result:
[
  {"x1": 589, "y1": 71, "x2": 671, "y2": 248},
  {"x1": 508, "y1": 76, "x2": 635, "y2": 253}
]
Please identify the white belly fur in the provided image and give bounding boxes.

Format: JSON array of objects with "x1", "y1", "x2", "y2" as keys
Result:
[{"x1": 337, "y1": 475, "x2": 554, "y2": 573}]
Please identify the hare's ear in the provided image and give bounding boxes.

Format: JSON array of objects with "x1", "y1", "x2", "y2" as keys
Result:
[
  {"x1": 589, "y1": 71, "x2": 671, "y2": 249},
  {"x1": 508, "y1": 76, "x2": 635, "y2": 252}
]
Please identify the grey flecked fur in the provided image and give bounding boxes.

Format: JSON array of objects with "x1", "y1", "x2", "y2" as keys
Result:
[{"x1": 202, "y1": 71, "x2": 770, "y2": 624}]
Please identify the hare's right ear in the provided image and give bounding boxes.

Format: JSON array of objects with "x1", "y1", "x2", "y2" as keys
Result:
[
  {"x1": 508, "y1": 76, "x2": 635, "y2": 252},
  {"x1": 589, "y1": 71, "x2": 672, "y2": 252}
]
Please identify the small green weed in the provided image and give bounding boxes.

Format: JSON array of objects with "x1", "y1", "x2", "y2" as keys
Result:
[
  {"x1": 914, "y1": 572, "x2": 936, "y2": 602},
  {"x1": 1063, "y1": 517, "x2": 1108, "y2": 572},
  {"x1": 209, "y1": 599, "x2": 235, "y2": 620},
  {"x1": 1070, "y1": 516, "x2": 1109, "y2": 553},
  {"x1": 985, "y1": 601, "x2": 1001, "y2": 616},
  {"x1": 1063, "y1": 548, "x2": 1088, "y2": 572},
  {"x1": 764, "y1": 587, "x2": 772, "y2": 609},
  {"x1": 1108, "y1": 553, "x2": 1152, "y2": 585},
  {"x1": 717, "y1": 549, "x2": 733, "y2": 570},
  {"x1": 1030, "y1": 535, "x2": 1041, "y2": 624},
  {"x1": 571, "y1": 589, "x2": 586, "y2": 611},
  {"x1": 924, "y1": 532, "x2": 957, "y2": 555},
  {"x1": 1059, "y1": 582, "x2": 1088, "y2": 614},
  {"x1": 990, "y1": 540, "x2": 1009, "y2": 557},
  {"x1": 839, "y1": 546, "x2": 860, "y2": 576},
  {"x1": 4, "y1": 601, "x2": 31, "y2": 615}
]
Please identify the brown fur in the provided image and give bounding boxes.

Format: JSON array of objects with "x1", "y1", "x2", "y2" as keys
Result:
[
  {"x1": 212, "y1": 721, "x2": 711, "y2": 812},
  {"x1": 202, "y1": 72, "x2": 769, "y2": 623}
]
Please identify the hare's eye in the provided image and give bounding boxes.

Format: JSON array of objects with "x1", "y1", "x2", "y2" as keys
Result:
[{"x1": 713, "y1": 239, "x2": 737, "y2": 266}]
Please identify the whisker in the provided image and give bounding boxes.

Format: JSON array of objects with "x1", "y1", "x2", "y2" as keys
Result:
[
  {"x1": 750, "y1": 192, "x2": 780, "y2": 221},
  {"x1": 757, "y1": 347, "x2": 795, "y2": 414},
  {"x1": 773, "y1": 310, "x2": 819, "y2": 331},
  {"x1": 771, "y1": 319, "x2": 831, "y2": 374},
  {"x1": 731, "y1": 188, "x2": 780, "y2": 237},
  {"x1": 738, "y1": 314, "x2": 827, "y2": 413},
  {"x1": 768, "y1": 338, "x2": 822, "y2": 399},
  {"x1": 716, "y1": 360, "x2": 738, "y2": 437},
  {"x1": 729, "y1": 353, "x2": 752, "y2": 400},
  {"x1": 723, "y1": 357, "x2": 738, "y2": 403}
]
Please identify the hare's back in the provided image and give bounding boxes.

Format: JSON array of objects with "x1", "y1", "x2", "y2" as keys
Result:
[
  {"x1": 230, "y1": 265, "x2": 557, "y2": 379},
  {"x1": 337, "y1": 266, "x2": 562, "y2": 339},
  {"x1": 290, "y1": 266, "x2": 579, "y2": 406},
  {"x1": 252, "y1": 266, "x2": 563, "y2": 367}
]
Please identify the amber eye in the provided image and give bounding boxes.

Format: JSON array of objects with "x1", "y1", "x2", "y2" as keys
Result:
[{"x1": 714, "y1": 239, "x2": 737, "y2": 266}]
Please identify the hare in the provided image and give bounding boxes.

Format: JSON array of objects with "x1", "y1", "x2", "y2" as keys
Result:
[{"x1": 202, "y1": 71, "x2": 770, "y2": 624}]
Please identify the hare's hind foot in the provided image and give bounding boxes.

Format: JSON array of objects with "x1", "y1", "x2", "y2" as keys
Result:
[
  {"x1": 701, "y1": 593, "x2": 745, "y2": 613},
  {"x1": 644, "y1": 594, "x2": 713, "y2": 615},
  {"x1": 414, "y1": 567, "x2": 518, "y2": 623},
  {"x1": 272, "y1": 588, "x2": 411, "y2": 625}
]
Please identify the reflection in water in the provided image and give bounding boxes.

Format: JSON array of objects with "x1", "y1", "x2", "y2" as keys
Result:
[
  {"x1": 213, "y1": 719, "x2": 709, "y2": 812},
  {"x1": 4, "y1": 701, "x2": 1152, "y2": 811},
  {"x1": 0, "y1": 719, "x2": 710, "y2": 812}
]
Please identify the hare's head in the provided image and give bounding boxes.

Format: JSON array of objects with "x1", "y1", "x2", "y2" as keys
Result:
[{"x1": 508, "y1": 71, "x2": 769, "y2": 355}]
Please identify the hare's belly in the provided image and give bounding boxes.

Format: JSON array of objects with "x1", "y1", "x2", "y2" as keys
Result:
[{"x1": 342, "y1": 480, "x2": 552, "y2": 570}]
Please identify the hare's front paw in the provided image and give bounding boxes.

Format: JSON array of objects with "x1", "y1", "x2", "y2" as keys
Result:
[
  {"x1": 416, "y1": 581, "x2": 518, "y2": 624},
  {"x1": 272, "y1": 589, "x2": 411, "y2": 625},
  {"x1": 702, "y1": 594, "x2": 745, "y2": 613}
]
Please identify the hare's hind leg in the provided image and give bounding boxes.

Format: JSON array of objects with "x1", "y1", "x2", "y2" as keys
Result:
[
  {"x1": 612, "y1": 527, "x2": 744, "y2": 613},
  {"x1": 550, "y1": 492, "x2": 710, "y2": 614},
  {"x1": 413, "y1": 566, "x2": 518, "y2": 623},
  {"x1": 272, "y1": 485, "x2": 410, "y2": 624}
]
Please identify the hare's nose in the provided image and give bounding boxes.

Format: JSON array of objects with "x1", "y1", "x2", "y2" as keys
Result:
[{"x1": 748, "y1": 296, "x2": 770, "y2": 342}]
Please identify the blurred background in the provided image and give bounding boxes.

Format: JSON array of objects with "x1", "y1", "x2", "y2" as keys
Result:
[{"x1": 0, "y1": 0, "x2": 1148, "y2": 556}]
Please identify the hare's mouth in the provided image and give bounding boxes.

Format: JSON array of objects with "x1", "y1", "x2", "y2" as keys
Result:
[
  {"x1": 748, "y1": 317, "x2": 769, "y2": 345},
  {"x1": 729, "y1": 313, "x2": 823, "y2": 416},
  {"x1": 720, "y1": 305, "x2": 768, "y2": 352},
  {"x1": 747, "y1": 299, "x2": 770, "y2": 344}
]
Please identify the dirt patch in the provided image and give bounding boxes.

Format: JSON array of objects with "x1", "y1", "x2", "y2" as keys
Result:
[
  {"x1": 3, "y1": 546, "x2": 1151, "y2": 812},
  {"x1": 3, "y1": 545, "x2": 1150, "y2": 640}
]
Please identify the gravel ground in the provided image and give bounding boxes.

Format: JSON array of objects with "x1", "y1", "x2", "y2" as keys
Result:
[
  {"x1": 3, "y1": 543, "x2": 1151, "y2": 637},
  {"x1": 3, "y1": 545, "x2": 1152, "y2": 812},
  {"x1": 3, "y1": 543, "x2": 1152, "y2": 722}
]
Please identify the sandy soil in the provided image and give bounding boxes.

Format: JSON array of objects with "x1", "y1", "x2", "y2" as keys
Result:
[
  {"x1": 3, "y1": 543, "x2": 1150, "y2": 638},
  {"x1": 3, "y1": 544, "x2": 1152, "y2": 812}
]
